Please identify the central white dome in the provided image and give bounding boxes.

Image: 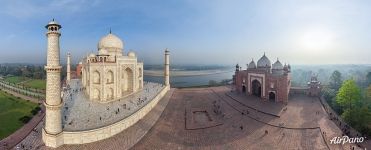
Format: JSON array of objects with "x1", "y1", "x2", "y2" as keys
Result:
[{"x1": 98, "y1": 33, "x2": 124, "y2": 50}]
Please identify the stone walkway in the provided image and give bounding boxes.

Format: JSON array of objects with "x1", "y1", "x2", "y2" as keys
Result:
[
  {"x1": 0, "y1": 87, "x2": 41, "y2": 104},
  {"x1": 0, "y1": 81, "x2": 44, "y2": 98},
  {"x1": 62, "y1": 79, "x2": 165, "y2": 131}
]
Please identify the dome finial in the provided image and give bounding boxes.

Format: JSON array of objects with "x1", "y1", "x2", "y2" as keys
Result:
[{"x1": 109, "y1": 28, "x2": 112, "y2": 34}]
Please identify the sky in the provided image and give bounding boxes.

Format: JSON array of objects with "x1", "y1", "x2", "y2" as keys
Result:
[{"x1": 0, "y1": 0, "x2": 370, "y2": 65}]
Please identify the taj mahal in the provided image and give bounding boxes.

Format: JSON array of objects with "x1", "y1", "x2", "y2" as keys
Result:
[
  {"x1": 81, "y1": 31, "x2": 144, "y2": 102},
  {"x1": 41, "y1": 19, "x2": 170, "y2": 148}
]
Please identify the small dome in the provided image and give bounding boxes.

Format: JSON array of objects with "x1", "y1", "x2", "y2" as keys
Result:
[
  {"x1": 48, "y1": 20, "x2": 59, "y2": 25},
  {"x1": 45, "y1": 19, "x2": 61, "y2": 29},
  {"x1": 257, "y1": 53, "x2": 271, "y2": 68},
  {"x1": 128, "y1": 51, "x2": 136, "y2": 57},
  {"x1": 89, "y1": 53, "x2": 96, "y2": 58},
  {"x1": 248, "y1": 59, "x2": 256, "y2": 69},
  {"x1": 272, "y1": 59, "x2": 283, "y2": 70},
  {"x1": 98, "y1": 33, "x2": 124, "y2": 50}
]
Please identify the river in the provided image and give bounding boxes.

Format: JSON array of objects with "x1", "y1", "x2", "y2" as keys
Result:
[{"x1": 144, "y1": 70, "x2": 234, "y2": 88}]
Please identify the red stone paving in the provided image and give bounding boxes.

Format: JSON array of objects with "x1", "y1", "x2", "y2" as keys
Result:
[
  {"x1": 133, "y1": 86, "x2": 366, "y2": 150},
  {"x1": 8, "y1": 86, "x2": 371, "y2": 150}
]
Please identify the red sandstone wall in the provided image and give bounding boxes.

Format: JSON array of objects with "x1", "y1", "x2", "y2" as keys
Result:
[
  {"x1": 76, "y1": 64, "x2": 82, "y2": 78},
  {"x1": 234, "y1": 70, "x2": 291, "y2": 103}
]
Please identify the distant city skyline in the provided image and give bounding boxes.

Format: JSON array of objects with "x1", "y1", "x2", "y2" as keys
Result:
[{"x1": 0, "y1": 0, "x2": 371, "y2": 65}]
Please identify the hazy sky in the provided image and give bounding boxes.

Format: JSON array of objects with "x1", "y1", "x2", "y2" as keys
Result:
[{"x1": 0, "y1": 0, "x2": 370, "y2": 65}]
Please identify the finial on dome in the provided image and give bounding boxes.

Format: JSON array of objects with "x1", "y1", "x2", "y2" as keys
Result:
[
  {"x1": 264, "y1": 52, "x2": 266, "y2": 56},
  {"x1": 109, "y1": 28, "x2": 112, "y2": 34}
]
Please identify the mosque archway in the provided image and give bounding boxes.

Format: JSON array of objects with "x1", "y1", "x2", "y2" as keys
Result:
[
  {"x1": 269, "y1": 92, "x2": 276, "y2": 102},
  {"x1": 251, "y1": 79, "x2": 261, "y2": 97},
  {"x1": 242, "y1": 85, "x2": 246, "y2": 93}
]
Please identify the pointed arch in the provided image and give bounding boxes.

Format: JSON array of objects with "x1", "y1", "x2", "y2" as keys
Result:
[
  {"x1": 106, "y1": 70, "x2": 114, "y2": 84},
  {"x1": 93, "y1": 88, "x2": 100, "y2": 100},
  {"x1": 93, "y1": 70, "x2": 100, "y2": 84},
  {"x1": 251, "y1": 79, "x2": 262, "y2": 97},
  {"x1": 107, "y1": 88, "x2": 114, "y2": 100},
  {"x1": 122, "y1": 67, "x2": 133, "y2": 95}
]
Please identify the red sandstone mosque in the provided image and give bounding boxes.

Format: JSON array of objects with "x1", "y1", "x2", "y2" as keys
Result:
[{"x1": 233, "y1": 53, "x2": 291, "y2": 103}]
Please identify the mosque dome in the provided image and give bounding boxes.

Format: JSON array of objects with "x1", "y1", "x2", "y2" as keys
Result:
[
  {"x1": 272, "y1": 59, "x2": 283, "y2": 70},
  {"x1": 257, "y1": 53, "x2": 271, "y2": 68},
  {"x1": 98, "y1": 33, "x2": 124, "y2": 50},
  {"x1": 247, "y1": 59, "x2": 256, "y2": 69},
  {"x1": 128, "y1": 51, "x2": 136, "y2": 57}
]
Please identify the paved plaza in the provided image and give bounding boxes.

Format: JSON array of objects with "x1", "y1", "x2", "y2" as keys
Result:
[
  {"x1": 62, "y1": 79, "x2": 164, "y2": 131},
  {"x1": 13, "y1": 86, "x2": 369, "y2": 150},
  {"x1": 133, "y1": 86, "x2": 361, "y2": 150}
]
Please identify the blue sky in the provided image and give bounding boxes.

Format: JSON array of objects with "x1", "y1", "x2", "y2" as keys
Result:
[{"x1": 0, "y1": 0, "x2": 370, "y2": 65}]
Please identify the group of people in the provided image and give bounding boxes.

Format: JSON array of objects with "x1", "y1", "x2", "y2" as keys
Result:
[{"x1": 61, "y1": 81, "x2": 164, "y2": 130}]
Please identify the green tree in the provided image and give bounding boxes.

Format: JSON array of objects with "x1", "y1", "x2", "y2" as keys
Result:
[
  {"x1": 208, "y1": 80, "x2": 218, "y2": 86},
  {"x1": 322, "y1": 87, "x2": 342, "y2": 113},
  {"x1": 366, "y1": 85, "x2": 371, "y2": 108},
  {"x1": 367, "y1": 72, "x2": 371, "y2": 86},
  {"x1": 336, "y1": 79, "x2": 361, "y2": 110},
  {"x1": 330, "y1": 70, "x2": 342, "y2": 90}
]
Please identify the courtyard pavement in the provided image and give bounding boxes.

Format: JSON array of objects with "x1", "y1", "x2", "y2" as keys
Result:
[
  {"x1": 133, "y1": 86, "x2": 362, "y2": 150},
  {"x1": 11, "y1": 86, "x2": 369, "y2": 150}
]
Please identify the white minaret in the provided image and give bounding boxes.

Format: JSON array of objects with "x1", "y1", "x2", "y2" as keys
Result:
[
  {"x1": 66, "y1": 52, "x2": 71, "y2": 83},
  {"x1": 164, "y1": 49, "x2": 170, "y2": 86},
  {"x1": 42, "y1": 19, "x2": 64, "y2": 148}
]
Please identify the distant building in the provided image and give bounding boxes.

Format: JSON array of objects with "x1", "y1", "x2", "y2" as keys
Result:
[
  {"x1": 233, "y1": 53, "x2": 291, "y2": 103},
  {"x1": 81, "y1": 32, "x2": 144, "y2": 103},
  {"x1": 307, "y1": 74, "x2": 321, "y2": 96}
]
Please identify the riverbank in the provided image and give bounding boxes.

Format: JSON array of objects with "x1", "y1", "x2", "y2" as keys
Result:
[{"x1": 144, "y1": 70, "x2": 233, "y2": 77}]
